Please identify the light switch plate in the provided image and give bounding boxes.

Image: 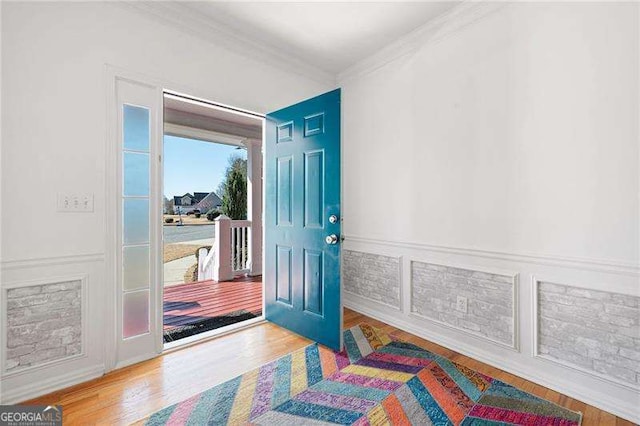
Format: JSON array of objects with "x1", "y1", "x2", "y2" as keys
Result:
[{"x1": 57, "y1": 193, "x2": 94, "y2": 212}]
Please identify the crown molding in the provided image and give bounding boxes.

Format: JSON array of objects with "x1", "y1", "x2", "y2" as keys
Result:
[
  {"x1": 116, "y1": 1, "x2": 336, "y2": 87},
  {"x1": 338, "y1": 1, "x2": 507, "y2": 83},
  {"x1": 116, "y1": 1, "x2": 506, "y2": 88}
]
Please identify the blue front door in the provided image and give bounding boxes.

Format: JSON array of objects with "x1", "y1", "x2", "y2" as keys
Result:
[{"x1": 265, "y1": 89, "x2": 342, "y2": 351}]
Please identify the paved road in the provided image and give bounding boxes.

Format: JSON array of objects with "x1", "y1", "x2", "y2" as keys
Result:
[{"x1": 163, "y1": 225, "x2": 215, "y2": 244}]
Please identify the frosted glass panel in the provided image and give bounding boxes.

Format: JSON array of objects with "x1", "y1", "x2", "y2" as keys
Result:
[
  {"x1": 123, "y1": 105, "x2": 150, "y2": 152},
  {"x1": 123, "y1": 198, "x2": 149, "y2": 245},
  {"x1": 123, "y1": 290, "x2": 149, "y2": 338},
  {"x1": 123, "y1": 152, "x2": 149, "y2": 197},
  {"x1": 123, "y1": 245, "x2": 150, "y2": 291}
]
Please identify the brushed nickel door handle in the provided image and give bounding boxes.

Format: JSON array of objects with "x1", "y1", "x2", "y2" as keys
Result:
[{"x1": 325, "y1": 234, "x2": 339, "y2": 245}]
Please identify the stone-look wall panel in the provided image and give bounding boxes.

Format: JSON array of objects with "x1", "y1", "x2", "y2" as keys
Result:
[
  {"x1": 538, "y1": 282, "x2": 640, "y2": 387},
  {"x1": 5, "y1": 281, "x2": 82, "y2": 371},
  {"x1": 343, "y1": 250, "x2": 400, "y2": 308},
  {"x1": 411, "y1": 262, "x2": 514, "y2": 346}
]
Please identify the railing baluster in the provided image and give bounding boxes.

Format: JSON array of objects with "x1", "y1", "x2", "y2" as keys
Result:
[
  {"x1": 233, "y1": 227, "x2": 238, "y2": 270},
  {"x1": 241, "y1": 227, "x2": 245, "y2": 269},
  {"x1": 226, "y1": 220, "x2": 252, "y2": 276},
  {"x1": 231, "y1": 227, "x2": 235, "y2": 271},
  {"x1": 237, "y1": 227, "x2": 241, "y2": 270}
]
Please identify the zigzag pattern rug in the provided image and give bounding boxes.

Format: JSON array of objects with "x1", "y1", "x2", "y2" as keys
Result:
[{"x1": 145, "y1": 324, "x2": 582, "y2": 425}]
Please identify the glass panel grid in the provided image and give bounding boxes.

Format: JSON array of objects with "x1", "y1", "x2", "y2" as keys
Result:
[
  {"x1": 123, "y1": 152, "x2": 150, "y2": 197},
  {"x1": 123, "y1": 198, "x2": 150, "y2": 245},
  {"x1": 123, "y1": 104, "x2": 150, "y2": 152},
  {"x1": 123, "y1": 245, "x2": 150, "y2": 292},
  {"x1": 123, "y1": 289, "x2": 150, "y2": 338},
  {"x1": 121, "y1": 103, "x2": 151, "y2": 340}
]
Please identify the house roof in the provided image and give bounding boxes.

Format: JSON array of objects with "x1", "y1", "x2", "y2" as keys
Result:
[
  {"x1": 174, "y1": 193, "x2": 194, "y2": 206},
  {"x1": 195, "y1": 191, "x2": 223, "y2": 212},
  {"x1": 173, "y1": 191, "x2": 221, "y2": 208},
  {"x1": 193, "y1": 192, "x2": 209, "y2": 202}
]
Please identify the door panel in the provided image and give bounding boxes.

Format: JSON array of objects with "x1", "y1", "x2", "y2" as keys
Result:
[
  {"x1": 276, "y1": 245, "x2": 293, "y2": 305},
  {"x1": 303, "y1": 249, "x2": 323, "y2": 316},
  {"x1": 304, "y1": 150, "x2": 324, "y2": 228},
  {"x1": 276, "y1": 156, "x2": 293, "y2": 226},
  {"x1": 265, "y1": 89, "x2": 341, "y2": 351}
]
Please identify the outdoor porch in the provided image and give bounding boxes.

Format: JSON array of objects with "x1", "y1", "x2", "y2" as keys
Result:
[{"x1": 163, "y1": 275, "x2": 263, "y2": 342}]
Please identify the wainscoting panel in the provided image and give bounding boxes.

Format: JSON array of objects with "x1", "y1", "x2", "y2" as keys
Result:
[
  {"x1": 411, "y1": 261, "x2": 517, "y2": 348},
  {"x1": 342, "y1": 236, "x2": 640, "y2": 424},
  {"x1": 5, "y1": 279, "x2": 84, "y2": 373},
  {"x1": 343, "y1": 250, "x2": 401, "y2": 309},
  {"x1": 535, "y1": 280, "x2": 640, "y2": 389},
  {"x1": 0, "y1": 254, "x2": 106, "y2": 403}
]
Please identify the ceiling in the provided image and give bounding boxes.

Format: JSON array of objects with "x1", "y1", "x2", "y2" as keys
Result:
[
  {"x1": 164, "y1": 94, "x2": 263, "y2": 141},
  {"x1": 181, "y1": 2, "x2": 460, "y2": 75},
  {"x1": 165, "y1": 95, "x2": 262, "y2": 128}
]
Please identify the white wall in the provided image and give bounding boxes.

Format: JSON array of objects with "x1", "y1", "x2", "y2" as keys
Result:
[
  {"x1": 0, "y1": 1, "x2": 330, "y2": 402},
  {"x1": 1, "y1": 1, "x2": 329, "y2": 262},
  {"x1": 341, "y1": 2, "x2": 640, "y2": 422},
  {"x1": 343, "y1": 2, "x2": 638, "y2": 264}
]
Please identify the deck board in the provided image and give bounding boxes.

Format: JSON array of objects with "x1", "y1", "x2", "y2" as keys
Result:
[{"x1": 163, "y1": 276, "x2": 262, "y2": 330}]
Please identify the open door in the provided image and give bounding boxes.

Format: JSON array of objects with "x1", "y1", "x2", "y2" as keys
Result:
[{"x1": 265, "y1": 89, "x2": 342, "y2": 351}]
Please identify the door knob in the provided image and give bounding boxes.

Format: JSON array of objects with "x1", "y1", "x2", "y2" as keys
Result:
[
  {"x1": 325, "y1": 234, "x2": 339, "y2": 245},
  {"x1": 328, "y1": 214, "x2": 339, "y2": 224}
]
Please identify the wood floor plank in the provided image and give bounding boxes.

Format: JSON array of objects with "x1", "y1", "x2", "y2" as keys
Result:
[{"x1": 21, "y1": 308, "x2": 633, "y2": 425}]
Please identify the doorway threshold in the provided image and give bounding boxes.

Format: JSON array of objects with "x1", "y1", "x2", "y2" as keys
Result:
[{"x1": 163, "y1": 315, "x2": 266, "y2": 353}]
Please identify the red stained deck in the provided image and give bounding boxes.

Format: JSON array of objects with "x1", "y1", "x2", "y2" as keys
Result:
[{"x1": 163, "y1": 276, "x2": 263, "y2": 330}]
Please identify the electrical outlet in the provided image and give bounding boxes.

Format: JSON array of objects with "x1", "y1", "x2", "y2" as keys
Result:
[
  {"x1": 57, "y1": 193, "x2": 94, "y2": 212},
  {"x1": 456, "y1": 296, "x2": 468, "y2": 313}
]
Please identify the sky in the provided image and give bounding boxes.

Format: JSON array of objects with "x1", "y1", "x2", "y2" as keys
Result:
[{"x1": 163, "y1": 135, "x2": 247, "y2": 199}]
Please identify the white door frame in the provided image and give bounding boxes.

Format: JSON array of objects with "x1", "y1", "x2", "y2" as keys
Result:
[
  {"x1": 105, "y1": 67, "x2": 164, "y2": 370},
  {"x1": 105, "y1": 65, "x2": 266, "y2": 371}
]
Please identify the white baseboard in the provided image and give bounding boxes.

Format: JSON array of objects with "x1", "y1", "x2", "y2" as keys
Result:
[
  {"x1": 345, "y1": 293, "x2": 640, "y2": 424},
  {"x1": 0, "y1": 364, "x2": 105, "y2": 404}
]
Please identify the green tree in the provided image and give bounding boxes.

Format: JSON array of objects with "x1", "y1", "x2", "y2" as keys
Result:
[{"x1": 219, "y1": 155, "x2": 247, "y2": 220}]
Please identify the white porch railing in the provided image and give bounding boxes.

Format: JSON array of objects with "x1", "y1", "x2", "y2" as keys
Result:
[
  {"x1": 197, "y1": 245, "x2": 216, "y2": 282},
  {"x1": 230, "y1": 220, "x2": 251, "y2": 275},
  {"x1": 197, "y1": 215, "x2": 252, "y2": 282}
]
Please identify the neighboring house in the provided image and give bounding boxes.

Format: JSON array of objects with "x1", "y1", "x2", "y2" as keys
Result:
[
  {"x1": 173, "y1": 191, "x2": 219, "y2": 214},
  {"x1": 194, "y1": 191, "x2": 222, "y2": 213},
  {"x1": 180, "y1": 194, "x2": 192, "y2": 206}
]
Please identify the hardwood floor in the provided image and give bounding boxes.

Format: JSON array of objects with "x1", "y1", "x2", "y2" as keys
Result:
[{"x1": 24, "y1": 308, "x2": 633, "y2": 425}]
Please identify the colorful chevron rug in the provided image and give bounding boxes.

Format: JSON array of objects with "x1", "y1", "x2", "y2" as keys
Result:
[{"x1": 145, "y1": 324, "x2": 582, "y2": 425}]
